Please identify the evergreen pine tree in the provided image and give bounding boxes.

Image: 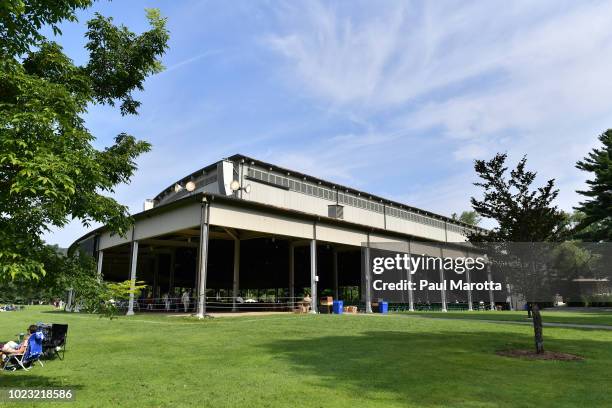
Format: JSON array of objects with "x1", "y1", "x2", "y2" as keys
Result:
[{"x1": 575, "y1": 129, "x2": 612, "y2": 241}]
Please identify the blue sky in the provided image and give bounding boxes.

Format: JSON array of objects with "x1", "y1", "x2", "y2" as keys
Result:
[{"x1": 44, "y1": 0, "x2": 612, "y2": 247}]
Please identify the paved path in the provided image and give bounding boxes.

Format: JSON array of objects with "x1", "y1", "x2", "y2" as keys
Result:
[{"x1": 398, "y1": 314, "x2": 612, "y2": 330}]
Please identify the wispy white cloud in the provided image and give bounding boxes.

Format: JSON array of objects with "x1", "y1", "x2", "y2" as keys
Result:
[
  {"x1": 263, "y1": 0, "x2": 612, "y2": 216},
  {"x1": 160, "y1": 50, "x2": 222, "y2": 74},
  {"x1": 44, "y1": 0, "x2": 612, "y2": 247},
  {"x1": 265, "y1": 1, "x2": 408, "y2": 107}
]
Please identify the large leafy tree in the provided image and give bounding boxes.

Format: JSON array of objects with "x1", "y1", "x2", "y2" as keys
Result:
[
  {"x1": 0, "y1": 244, "x2": 146, "y2": 319},
  {"x1": 0, "y1": 244, "x2": 93, "y2": 303},
  {"x1": 0, "y1": 1, "x2": 169, "y2": 281},
  {"x1": 575, "y1": 129, "x2": 612, "y2": 241}
]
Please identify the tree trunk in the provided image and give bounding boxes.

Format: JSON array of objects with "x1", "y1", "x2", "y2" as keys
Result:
[{"x1": 532, "y1": 303, "x2": 544, "y2": 354}]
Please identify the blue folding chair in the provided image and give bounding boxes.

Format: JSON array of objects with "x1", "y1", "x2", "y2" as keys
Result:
[{"x1": 3, "y1": 331, "x2": 45, "y2": 371}]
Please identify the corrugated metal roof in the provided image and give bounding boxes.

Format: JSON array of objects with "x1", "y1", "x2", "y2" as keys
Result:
[{"x1": 151, "y1": 153, "x2": 482, "y2": 231}]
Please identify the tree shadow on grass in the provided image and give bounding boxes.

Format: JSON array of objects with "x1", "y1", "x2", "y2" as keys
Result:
[
  {"x1": 260, "y1": 330, "x2": 610, "y2": 407},
  {"x1": 40, "y1": 310, "x2": 73, "y2": 315},
  {"x1": 0, "y1": 373, "x2": 84, "y2": 389}
]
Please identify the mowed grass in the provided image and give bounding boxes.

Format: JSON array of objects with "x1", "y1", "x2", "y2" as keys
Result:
[
  {"x1": 399, "y1": 310, "x2": 612, "y2": 326},
  {"x1": 1, "y1": 307, "x2": 612, "y2": 408}
]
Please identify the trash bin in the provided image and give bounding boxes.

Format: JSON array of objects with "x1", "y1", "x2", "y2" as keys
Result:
[
  {"x1": 333, "y1": 300, "x2": 343, "y2": 314},
  {"x1": 378, "y1": 301, "x2": 388, "y2": 314}
]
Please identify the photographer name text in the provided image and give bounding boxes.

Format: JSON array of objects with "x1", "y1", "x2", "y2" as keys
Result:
[{"x1": 372, "y1": 279, "x2": 502, "y2": 291}]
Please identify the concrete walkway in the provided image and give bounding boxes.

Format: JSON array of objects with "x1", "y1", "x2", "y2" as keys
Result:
[{"x1": 399, "y1": 314, "x2": 612, "y2": 330}]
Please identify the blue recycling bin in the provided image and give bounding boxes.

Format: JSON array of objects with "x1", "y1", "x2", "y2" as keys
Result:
[
  {"x1": 378, "y1": 301, "x2": 388, "y2": 314},
  {"x1": 332, "y1": 300, "x2": 343, "y2": 314}
]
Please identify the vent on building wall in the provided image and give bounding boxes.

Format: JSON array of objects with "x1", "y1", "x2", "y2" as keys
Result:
[
  {"x1": 143, "y1": 199, "x2": 155, "y2": 211},
  {"x1": 328, "y1": 204, "x2": 344, "y2": 219}
]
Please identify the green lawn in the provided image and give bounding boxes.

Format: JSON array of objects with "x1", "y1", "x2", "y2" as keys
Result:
[
  {"x1": 1, "y1": 307, "x2": 611, "y2": 408},
  {"x1": 397, "y1": 310, "x2": 612, "y2": 326}
]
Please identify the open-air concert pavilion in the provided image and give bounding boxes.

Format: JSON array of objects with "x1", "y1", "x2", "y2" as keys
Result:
[{"x1": 72, "y1": 154, "x2": 505, "y2": 316}]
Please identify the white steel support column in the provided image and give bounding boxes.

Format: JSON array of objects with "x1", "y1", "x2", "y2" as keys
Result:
[
  {"x1": 439, "y1": 247, "x2": 447, "y2": 312},
  {"x1": 466, "y1": 269, "x2": 474, "y2": 311},
  {"x1": 289, "y1": 242, "x2": 295, "y2": 307},
  {"x1": 197, "y1": 200, "x2": 210, "y2": 318},
  {"x1": 232, "y1": 238, "x2": 240, "y2": 312},
  {"x1": 487, "y1": 262, "x2": 495, "y2": 311},
  {"x1": 440, "y1": 265, "x2": 448, "y2": 312},
  {"x1": 332, "y1": 249, "x2": 339, "y2": 300},
  {"x1": 310, "y1": 238, "x2": 318, "y2": 314},
  {"x1": 96, "y1": 250, "x2": 103, "y2": 282},
  {"x1": 126, "y1": 240, "x2": 139, "y2": 316},
  {"x1": 364, "y1": 236, "x2": 373, "y2": 313},
  {"x1": 66, "y1": 288, "x2": 73, "y2": 312},
  {"x1": 507, "y1": 283, "x2": 514, "y2": 311},
  {"x1": 407, "y1": 241, "x2": 415, "y2": 312}
]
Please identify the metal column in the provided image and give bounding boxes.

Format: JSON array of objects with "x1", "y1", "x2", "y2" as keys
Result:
[
  {"x1": 439, "y1": 246, "x2": 447, "y2": 312},
  {"x1": 466, "y1": 268, "x2": 474, "y2": 311},
  {"x1": 66, "y1": 288, "x2": 73, "y2": 312},
  {"x1": 507, "y1": 283, "x2": 514, "y2": 311},
  {"x1": 126, "y1": 240, "x2": 139, "y2": 316},
  {"x1": 232, "y1": 238, "x2": 240, "y2": 312},
  {"x1": 332, "y1": 248, "x2": 339, "y2": 300},
  {"x1": 440, "y1": 265, "x2": 448, "y2": 312},
  {"x1": 364, "y1": 234, "x2": 373, "y2": 314},
  {"x1": 407, "y1": 240, "x2": 414, "y2": 312},
  {"x1": 96, "y1": 250, "x2": 104, "y2": 282},
  {"x1": 487, "y1": 262, "x2": 495, "y2": 311},
  {"x1": 310, "y1": 238, "x2": 318, "y2": 314},
  {"x1": 197, "y1": 200, "x2": 210, "y2": 318},
  {"x1": 289, "y1": 242, "x2": 295, "y2": 307}
]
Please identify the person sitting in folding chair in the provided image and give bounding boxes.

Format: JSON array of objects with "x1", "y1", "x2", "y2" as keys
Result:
[
  {"x1": 1, "y1": 325, "x2": 34, "y2": 360},
  {"x1": 1, "y1": 325, "x2": 45, "y2": 371}
]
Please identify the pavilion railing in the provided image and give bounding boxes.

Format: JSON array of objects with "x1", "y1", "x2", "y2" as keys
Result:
[{"x1": 114, "y1": 296, "x2": 310, "y2": 312}]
